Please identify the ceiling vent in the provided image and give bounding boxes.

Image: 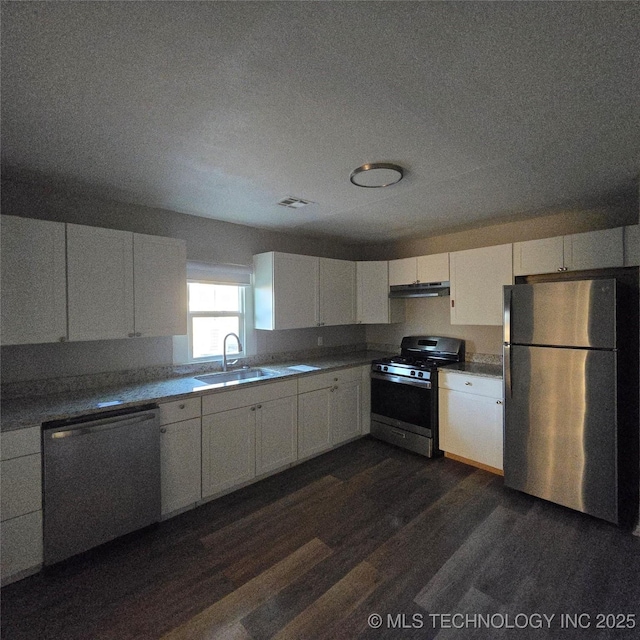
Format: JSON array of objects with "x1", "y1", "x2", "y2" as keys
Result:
[{"x1": 276, "y1": 196, "x2": 312, "y2": 209}]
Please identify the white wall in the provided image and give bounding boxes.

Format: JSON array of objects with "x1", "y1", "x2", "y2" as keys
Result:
[{"x1": 367, "y1": 296, "x2": 503, "y2": 356}]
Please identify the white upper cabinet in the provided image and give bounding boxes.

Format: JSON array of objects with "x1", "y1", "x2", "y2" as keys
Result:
[
  {"x1": 450, "y1": 243, "x2": 513, "y2": 325},
  {"x1": 388, "y1": 258, "x2": 418, "y2": 286},
  {"x1": 318, "y1": 257, "x2": 355, "y2": 326},
  {"x1": 624, "y1": 224, "x2": 640, "y2": 266},
  {"x1": 563, "y1": 227, "x2": 623, "y2": 271},
  {"x1": 67, "y1": 225, "x2": 134, "y2": 341},
  {"x1": 513, "y1": 236, "x2": 564, "y2": 276},
  {"x1": 356, "y1": 261, "x2": 404, "y2": 324},
  {"x1": 514, "y1": 227, "x2": 624, "y2": 276},
  {"x1": 253, "y1": 252, "x2": 357, "y2": 329},
  {"x1": 1, "y1": 216, "x2": 67, "y2": 345},
  {"x1": 254, "y1": 252, "x2": 318, "y2": 330},
  {"x1": 417, "y1": 253, "x2": 450, "y2": 283},
  {"x1": 389, "y1": 253, "x2": 449, "y2": 285},
  {"x1": 133, "y1": 233, "x2": 187, "y2": 338}
]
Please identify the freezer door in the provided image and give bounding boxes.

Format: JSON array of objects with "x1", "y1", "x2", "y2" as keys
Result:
[
  {"x1": 506, "y1": 279, "x2": 616, "y2": 348},
  {"x1": 504, "y1": 345, "x2": 618, "y2": 523}
]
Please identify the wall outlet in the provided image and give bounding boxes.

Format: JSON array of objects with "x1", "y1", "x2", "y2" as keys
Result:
[{"x1": 317, "y1": 336, "x2": 323, "y2": 346}]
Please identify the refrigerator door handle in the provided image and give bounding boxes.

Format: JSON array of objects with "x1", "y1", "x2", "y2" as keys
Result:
[
  {"x1": 503, "y1": 286, "x2": 512, "y2": 345},
  {"x1": 504, "y1": 344, "x2": 512, "y2": 398}
]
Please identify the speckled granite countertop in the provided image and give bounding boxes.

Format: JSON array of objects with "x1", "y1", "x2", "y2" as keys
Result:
[
  {"x1": 1, "y1": 351, "x2": 389, "y2": 432},
  {"x1": 439, "y1": 362, "x2": 503, "y2": 379}
]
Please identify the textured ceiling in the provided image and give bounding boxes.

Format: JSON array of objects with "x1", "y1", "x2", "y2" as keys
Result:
[{"x1": 2, "y1": 1, "x2": 639, "y2": 243}]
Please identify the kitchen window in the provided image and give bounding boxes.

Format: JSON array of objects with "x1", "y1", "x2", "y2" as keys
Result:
[
  {"x1": 188, "y1": 282, "x2": 245, "y2": 360},
  {"x1": 179, "y1": 261, "x2": 252, "y2": 363}
]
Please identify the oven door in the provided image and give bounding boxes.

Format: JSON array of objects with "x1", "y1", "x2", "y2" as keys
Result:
[{"x1": 370, "y1": 373, "x2": 435, "y2": 438}]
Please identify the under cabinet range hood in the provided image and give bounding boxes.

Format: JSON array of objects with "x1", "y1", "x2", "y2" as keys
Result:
[{"x1": 389, "y1": 282, "x2": 450, "y2": 298}]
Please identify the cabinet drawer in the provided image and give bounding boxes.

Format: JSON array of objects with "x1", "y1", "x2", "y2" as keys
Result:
[
  {"x1": 202, "y1": 379, "x2": 297, "y2": 415},
  {"x1": 297, "y1": 367, "x2": 362, "y2": 394},
  {"x1": 1, "y1": 454, "x2": 43, "y2": 521},
  {"x1": 1, "y1": 510, "x2": 43, "y2": 584},
  {"x1": 439, "y1": 372, "x2": 503, "y2": 398},
  {"x1": 158, "y1": 397, "x2": 201, "y2": 425},
  {"x1": 1, "y1": 426, "x2": 41, "y2": 461}
]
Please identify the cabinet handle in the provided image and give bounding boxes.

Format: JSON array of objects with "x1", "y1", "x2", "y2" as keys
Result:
[
  {"x1": 496, "y1": 400, "x2": 503, "y2": 405},
  {"x1": 59, "y1": 336, "x2": 67, "y2": 342},
  {"x1": 557, "y1": 266, "x2": 568, "y2": 272},
  {"x1": 257, "y1": 404, "x2": 262, "y2": 409},
  {"x1": 250, "y1": 406, "x2": 256, "y2": 411},
  {"x1": 135, "y1": 332, "x2": 142, "y2": 337},
  {"x1": 160, "y1": 427, "x2": 167, "y2": 434},
  {"x1": 464, "y1": 381, "x2": 472, "y2": 386},
  {"x1": 179, "y1": 403, "x2": 185, "y2": 409},
  {"x1": 334, "y1": 377, "x2": 339, "y2": 382}
]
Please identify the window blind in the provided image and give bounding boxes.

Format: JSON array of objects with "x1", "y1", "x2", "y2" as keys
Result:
[{"x1": 186, "y1": 261, "x2": 252, "y2": 286}]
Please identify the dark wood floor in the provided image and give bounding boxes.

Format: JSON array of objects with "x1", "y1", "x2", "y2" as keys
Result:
[{"x1": 3, "y1": 437, "x2": 640, "y2": 639}]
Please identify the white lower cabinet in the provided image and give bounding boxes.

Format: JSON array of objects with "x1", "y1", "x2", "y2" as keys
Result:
[
  {"x1": 201, "y1": 379, "x2": 298, "y2": 499},
  {"x1": 331, "y1": 379, "x2": 362, "y2": 446},
  {"x1": 1, "y1": 426, "x2": 43, "y2": 585},
  {"x1": 159, "y1": 398, "x2": 202, "y2": 517},
  {"x1": 202, "y1": 406, "x2": 256, "y2": 497},
  {"x1": 439, "y1": 372, "x2": 504, "y2": 471},
  {"x1": 255, "y1": 396, "x2": 298, "y2": 476},
  {"x1": 298, "y1": 388, "x2": 332, "y2": 459},
  {"x1": 297, "y1": 367, "x2": 363, "y2": 458},
  {"x1": 160, "y1": 418, "x2": 202, "y2": 516}
]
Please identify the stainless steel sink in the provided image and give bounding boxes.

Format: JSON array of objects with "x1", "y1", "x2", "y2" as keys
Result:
[{"x1": 194, "y1": 368, "x2": 278, "y2": 385}]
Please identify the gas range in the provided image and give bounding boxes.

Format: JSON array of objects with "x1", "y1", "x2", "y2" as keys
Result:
[
  {"x1": 372, "y1": 356, "x2": 439, "y2": 383},
  {"x1": 369, "y1": 336, "x2": 465, "y2": 457},
  {"x1": 371, "y1": 336, "x2": 465, "y2": 385}
]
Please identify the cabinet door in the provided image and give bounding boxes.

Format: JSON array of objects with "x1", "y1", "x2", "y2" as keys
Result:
[
  {"x1": 67, "y1": 225, "x2": 134, "y2": 341},
  {"x1": 0, "y1": 216, "x2": 67, "y2": 345},
  {"x1": 297, "y1": 388, "x2": 332, "y2": 459},
  {"x1": 255, "y1": 396, "x2": 297, "y2": 476},
  {"x1": 450, "y1": 243, "x2": 513, "y2": 326},
  {"x1": 202, "y1": 407, "x2": 255, "y2": 498},
  {"x1": 1, "y1": 511, "x2": 42, "y2": 585},
  {"x1": 388, "y1": 258, "x2": 417, "y2": 286},
  {"x1": 564, "y1": 227, "x2": 624, "y2": 271},
  {"x1": 361, "y1": 365, "x2": 371, "y2": 435},
  {"x1": 417, "y1": 253, "x2": 449, "y2": 283},
  {"x1": 513, "y1": 236, "x2": 564, "y2": 276},
  {"x1": 356, "y1": 261, "x2": 389, "y2": 324},
  {"x1": 331, "y1": 378, "x2": 362, "y2": 445},
  {"x1": 273, "y1": 253, "x2": 319, "y2": 329},
  {"x1": 319, "y1": 258, "x2": 356, "y2": 326},
  {"x1": 439, "y1": 387, "x2": 503, "y2": 470},
  {"x1": 133, "y1": 233, "x2": 187, "y2": 337},
  {"x1": 0, "y1": 454, "x2": 42, "y2": 522},
  {"x1": 160, "y1": 418, "x2": 202, "y2": 516}
]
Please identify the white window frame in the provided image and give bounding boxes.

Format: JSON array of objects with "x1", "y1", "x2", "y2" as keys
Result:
[{"x1": 187, "y1": 280, "x2": 246, "y2": 363}]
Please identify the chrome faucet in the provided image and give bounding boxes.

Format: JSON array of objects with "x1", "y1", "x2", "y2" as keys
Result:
[{"x1": 222, "y1": 332, "x2": 243, "y2": 371}]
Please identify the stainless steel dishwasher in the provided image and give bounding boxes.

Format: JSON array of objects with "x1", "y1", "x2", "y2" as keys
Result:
[{"x1": 42, "y1": 404, "x2": 161, "y2": 565}]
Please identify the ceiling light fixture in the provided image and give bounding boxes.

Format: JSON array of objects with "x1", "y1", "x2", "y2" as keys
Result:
[{"x1": 349, "y1": 162, "x2": 404, "y2": 188}]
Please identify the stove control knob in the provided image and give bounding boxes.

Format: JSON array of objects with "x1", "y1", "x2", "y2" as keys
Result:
[
  {"x1": 410, "y1": 370, "x2": 416, "y2": 376},
  {"x1": 383, "y1": 366, "x2": 388, "y2": 372},
  {"x1": 418, "y1": 371, "x2": 424, "y2": 378},
  {"x1": 376, "y1": 365, "x2": 382, "y2": 371}
]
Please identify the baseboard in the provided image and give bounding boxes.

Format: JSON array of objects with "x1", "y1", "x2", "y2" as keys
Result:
[{"x1": 444, "y1": 452, "x2": 504, "y2": 476}]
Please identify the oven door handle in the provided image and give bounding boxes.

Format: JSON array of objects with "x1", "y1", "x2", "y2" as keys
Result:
[{"x1": 370, "y1": 372, "x2": 431, "y2": 389}]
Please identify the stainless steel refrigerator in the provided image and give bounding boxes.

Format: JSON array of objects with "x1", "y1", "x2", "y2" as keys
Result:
[{"x1": 503, "y1": 278, "x2": 638, "y2": 525}]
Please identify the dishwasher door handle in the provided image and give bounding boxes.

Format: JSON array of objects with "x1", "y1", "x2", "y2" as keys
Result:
[{"x1": 48, "y1": 412, "x2": 157, "y2": 440}]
